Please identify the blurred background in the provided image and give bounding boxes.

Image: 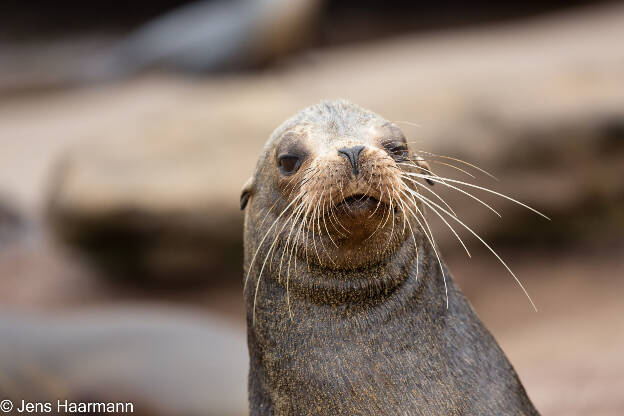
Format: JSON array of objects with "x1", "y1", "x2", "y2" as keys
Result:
[{"x1": 1, "y1": 1, "x2": 623, "y2": 415}]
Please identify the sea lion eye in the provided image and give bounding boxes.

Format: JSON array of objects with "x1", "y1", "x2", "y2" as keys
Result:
[
  {"x1": 278, "y1": 155, "x2": 301, "y2": 175},
  {"x1": 382, "y1": 141, "x2": 409, "y2": 159}
]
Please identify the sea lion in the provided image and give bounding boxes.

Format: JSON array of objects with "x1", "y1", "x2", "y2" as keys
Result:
[{"x1": 241, "y1": 100, "x2": 540, "y2": 415}]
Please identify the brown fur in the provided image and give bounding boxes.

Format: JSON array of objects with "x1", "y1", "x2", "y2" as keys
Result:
[{"x1": 241, "y1": 100, "x2": 539, "y2": 415}]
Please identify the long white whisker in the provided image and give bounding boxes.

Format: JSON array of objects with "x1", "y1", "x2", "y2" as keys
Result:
[
  {"x1": 427, "y1": 160, "x2": 476, "y2": 179},
  {"x1": 399, "y1": 162, "x2": 501, "y2": 218},
  {"x1": 309, "y1": 194, "x2": 324, "y2": 266},
  {"x1": 245, "y1": 193, "x2": 303, "y2": 291},
  {"x1": 414, "y1": 150, "x2": 499, "y2": 181},
  {"x1": 278, "y1": 202, "x2": 307, "y2": 283},
  {"x1": 403, "y1": 186, "x2": 471, "y2": 258},
  {"x1": 364, "y1": 189, "x2": 388, "y2": 241},
  {"x1": 399, "y1": 168, "x2": 459, "y2": 217},
  {"x1": 404, "y1": 173, "x2": 549, "y2": 220},
  {"x1": 413, "y1": 189, "x2": 538, "y2": 312},
  {"x1": 321, "y1": 201, "x2": 339, "y2": 249},
  {"x1": 398, "y1": 187, "x2": 449, "y2": 308},
  {"x1": 253, "y1": 200, "x2": 307, "y2": 324}
]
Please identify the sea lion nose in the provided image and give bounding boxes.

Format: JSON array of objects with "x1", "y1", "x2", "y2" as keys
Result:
[{"x1": 337, "y1": 145, "x2": 365, "y2": 176}]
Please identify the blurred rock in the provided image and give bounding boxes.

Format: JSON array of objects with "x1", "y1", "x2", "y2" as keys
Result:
[
  {"x1": 46, "y1": 132, "x2": 247, "y2": 285},
  {"x1": 38, "y1": 2, "x2": 624, "y2": 282},
  {"x1": 455, "y1": 111, "x2": 624, "y2": 247},
  {"x1": 0, "y1": 308, "x2": 247, "y2": 416},
  {"x1": 0, "y1": 196, "x2": 24, "y2": 245}
]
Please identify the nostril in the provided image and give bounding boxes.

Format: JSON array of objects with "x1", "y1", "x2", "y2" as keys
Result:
[{"x1": 338, "y1": 145, "x2": 366, "y2": 176}]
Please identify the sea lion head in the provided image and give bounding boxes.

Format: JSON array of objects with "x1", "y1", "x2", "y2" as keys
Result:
[{"x1": 242, "y1": 100, "x2": 433, "y2": 273}]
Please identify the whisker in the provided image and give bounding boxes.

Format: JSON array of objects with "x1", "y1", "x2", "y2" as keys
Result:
[
  {"x1": 327, "y1": 207, "x2": 347, "y2": 237},
  {"x1": 315, "y1": 197, "x2": 336, "y2": 265},
  {"x1": 399, "y1": 166, "x2": 501, "y2": 218},
  {"x1": 393, "y1": 120, "x2": 422, "y2": 128},
  {"x1": 253, "y1": 200, "x2": 306, "y2": 324},
  {"x1": 329, "y1": 199, "x2": 350, "y2": 235},
  {"x1": 309, "y1": 195, "x2": 324, "y2": 266},
  {"x1": 364, "y1": 188, "x2": 389, "y2": 241},
  {"x1": 315, "y1": 216, "x2": 333, "y2": 266},
  {"x1": 395, "y1": 186, "x2": 408, "y2": 237},
  {"x1": 286, "y1": 212, "x2": 311, "y2": 318},
  {"x1": 277, "y1": 202, "x2": 307, "y2": 283},
  {"x1": 414, "y1": 190, "x2": 538, "y2": 312},
  {"x1": 258, "y1": 199, "x2": 279, "y2": 230},
  {"x1": 413, "y1": 150, "x2": 499, "y2": 181},
  {"x1": 321, "y1": 200, "x2": 339, "y2": 249},
  {"x1": 393, "y1": 192, "x2": 411, "y2": 240},
  {"x1": 395, "y1": 188, "x2": 421, "y2": 281},
  {"x1": 398, "y1": 166, "x2": 459, "y2": 217},
  {"x1": 404, "y1": 173, "x2": 549, "y2": 220},
  {"x1": 245, "y1": 193, "x2": 303, "y2": 291},
  {"x1": 367, "y1": 189, "x2": 384, "y2": 219},
  {"x1": 398, "y1": 187, "x2": 449, "y2": 308},
  {"x1": 426, "y1": 160, "x2": 476, "y2": 179},
  {"x1": 383, "y1": 192, "x2": 397, "y2": 251},
  {"x1": 403, "y1": 186, "x2": 471, "y2": 258}
]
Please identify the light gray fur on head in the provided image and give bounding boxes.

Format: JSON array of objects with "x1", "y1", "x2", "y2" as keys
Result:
[{"x1": 253, "y1": 100, "x2": 384, "y2": 176}]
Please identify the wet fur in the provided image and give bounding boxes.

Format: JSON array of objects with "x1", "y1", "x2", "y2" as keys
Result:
[{"x1": 242, "y1": 100, "x2": 540, "y2": 415}]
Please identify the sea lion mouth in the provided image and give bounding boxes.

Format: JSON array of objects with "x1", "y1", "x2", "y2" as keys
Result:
[{"x1": 338, "y1": 194, "x2": 382, "y2": 217}]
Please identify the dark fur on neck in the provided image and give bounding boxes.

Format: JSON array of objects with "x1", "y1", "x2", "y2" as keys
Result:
[{"x1": 245, "y1": 236, "x2": 539, "y2": 415}]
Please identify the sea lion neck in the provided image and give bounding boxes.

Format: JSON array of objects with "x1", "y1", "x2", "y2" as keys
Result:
[
  {"x1": 255, "y1": 234, "x2": 433, "y2": 307},
  {"x1": 245, "y1": 234, "x2": 446, "y2": 321}
]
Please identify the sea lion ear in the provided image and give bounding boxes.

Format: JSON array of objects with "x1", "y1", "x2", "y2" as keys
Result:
[
  {"x1": 240, "y1": 177, "x2": 254, "y2": 210},
  {"x1": 414, "y1": 157, "x2": 435, "y2": 186}
]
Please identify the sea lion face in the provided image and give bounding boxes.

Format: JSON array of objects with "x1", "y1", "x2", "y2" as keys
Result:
[{"x1": 242, "y1": 101, "x2": 432, "y2": 271}]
